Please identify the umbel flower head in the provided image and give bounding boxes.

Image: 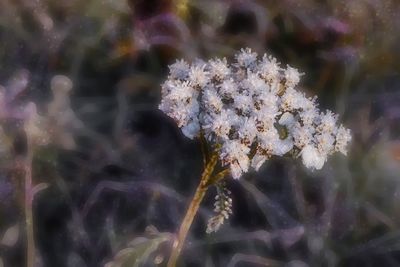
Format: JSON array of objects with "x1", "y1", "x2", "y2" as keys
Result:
[{"x1": 159, "y1": 48, "x2": 351, "y2": 178}]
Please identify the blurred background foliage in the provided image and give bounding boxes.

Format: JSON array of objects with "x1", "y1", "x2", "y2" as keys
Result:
[{"x1": 0, "y1": 0, "x2": 400, "y2": 266}]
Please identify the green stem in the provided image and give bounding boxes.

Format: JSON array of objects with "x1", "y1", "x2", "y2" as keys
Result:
[{"x1": 167, "y1": 154, "x2": 218, "y2": 267}]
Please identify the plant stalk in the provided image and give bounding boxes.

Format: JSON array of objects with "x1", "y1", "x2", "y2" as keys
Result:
[
  {"x1": 167, "y1": 154, "x2": 218, "y2": 267},
  {"x1": 25, "y1": 143, "x2": 35, "y2": 267}
]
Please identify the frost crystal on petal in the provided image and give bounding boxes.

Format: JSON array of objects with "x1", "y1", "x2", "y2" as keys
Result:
[
  {"x1": 188, "y1": 63, "x2": 209, "y2": 87},
  {"x1": 335, "y1": 125, "x2": 352, "y2": 155},
  {"x1": 208, "y1": 58, "x2": 230, "y2": 81},
  {"x1": 284, "y1": 66, "x2": 301, "y2": 88},
  {"x1": 301, "y1": 145, "x2": 326, "y2": 170},
  {"x1": 220, "y1": 140, "x2": 250, "y2": 179},
  {"x1": 169, "y1": 59, "x2": 190, "y2": 80},
  {"x1": 259, "y1": 55, "x2": 281, "y2": 82},
  {"x1": 235, "y1": 48, "x2": 258, "y2": 68}
]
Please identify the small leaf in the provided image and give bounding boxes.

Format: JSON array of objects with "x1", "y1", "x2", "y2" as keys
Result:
[
  {"x1": 105, "y1": 228, "x2": 171, "y2": 267},
  {"x1": 1, "y1": 224, "x2": 19, "y2": 247}
]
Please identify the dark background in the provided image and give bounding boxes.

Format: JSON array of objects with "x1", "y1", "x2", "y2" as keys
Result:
[{"x1": 0, "y1": 0, "x2": 400, "y2": 266}]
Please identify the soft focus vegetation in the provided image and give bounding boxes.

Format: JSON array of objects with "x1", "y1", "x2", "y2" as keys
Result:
[{"x1": 0, "y1": 0, "x2": 399, "y2": 266}]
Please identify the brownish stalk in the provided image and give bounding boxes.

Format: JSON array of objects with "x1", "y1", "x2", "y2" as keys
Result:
[
  {"x1": 25, "y1": 141, "x2": 35, "y2": 267},
  {"x1": 199, "y1": 130, "x2": 208, "y2": 167},
  {"x1": 167, "y1": 154, "x2": 218, "y2": 267}
]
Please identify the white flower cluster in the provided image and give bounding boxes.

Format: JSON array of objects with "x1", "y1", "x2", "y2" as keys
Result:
[{"x1": 159, "y1": 48, "x2": 351, "y2": 178}]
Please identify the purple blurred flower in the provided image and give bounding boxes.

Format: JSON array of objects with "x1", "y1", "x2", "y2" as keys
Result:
[
  {"x1": 0, "y1": 69, "x2": 31, "y2": 121},
  {"x1": 133, "y1": 13, "x2": 190, "y2": 51}
]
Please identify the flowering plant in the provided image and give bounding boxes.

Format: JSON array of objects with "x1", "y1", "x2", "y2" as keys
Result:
[
  {"x1": 0, "y1": 72, "x2": 81, "y2": 267},
  {"x1": 159, "y1": 48, "x2": 351, "y2": 266}
]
